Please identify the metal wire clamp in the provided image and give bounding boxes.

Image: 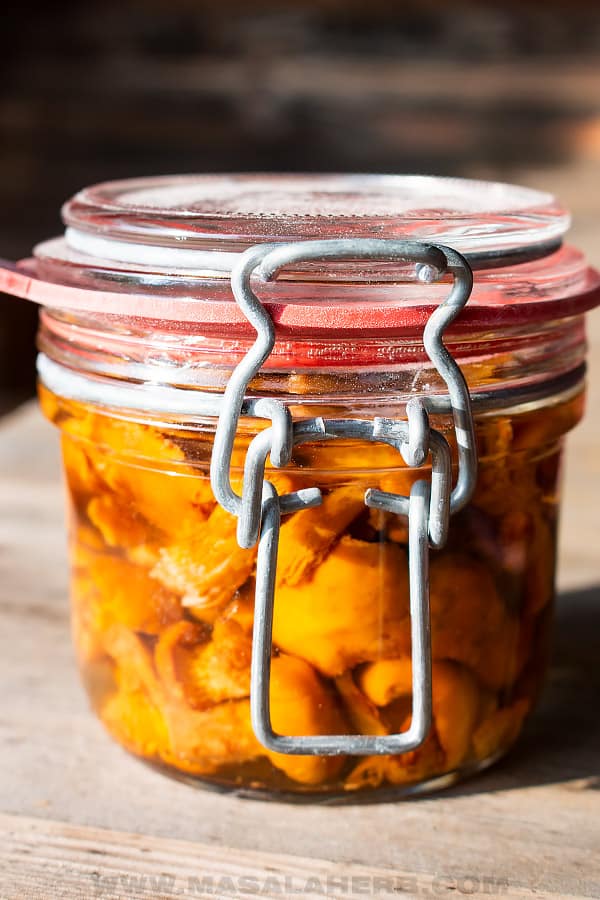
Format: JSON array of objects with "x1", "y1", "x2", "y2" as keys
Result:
[{"x1": 210, "y1": 239, "x2": 477, "y2": 757}]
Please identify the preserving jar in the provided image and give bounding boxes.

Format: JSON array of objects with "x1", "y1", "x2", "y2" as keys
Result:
[{"x1": 2, "y1": 175, "x2": 599, "y2": 800}]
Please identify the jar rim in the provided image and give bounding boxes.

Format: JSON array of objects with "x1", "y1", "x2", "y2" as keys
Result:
[
  {"x1": 62, "y1": 173, "x2": 570, "y2": 253},
  {"x1": 1, "y1": 173, "x2": 599, "y2": 340}
]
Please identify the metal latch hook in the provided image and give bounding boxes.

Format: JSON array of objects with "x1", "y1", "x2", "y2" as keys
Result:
[{"x1": 210, "y1": 238, "x2": 477, "y2": 757}]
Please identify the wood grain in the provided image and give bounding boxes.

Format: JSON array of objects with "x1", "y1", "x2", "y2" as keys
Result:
[{"x1": 0, "y1": 811, "x2": 596, "y2": 900}]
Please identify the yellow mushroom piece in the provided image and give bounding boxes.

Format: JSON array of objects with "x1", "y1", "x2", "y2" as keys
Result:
[
  {"x1": 97, "y1": 626, "x2": 175, "y2": 761},
  {"x1": 471, "y1": 455, "x2": 541, "y2": 521},
  {"x1": 218, "y1": 583, "x2": 256, "y2": 634},
  {"x1": 266, "y1": 653, "x2": 349, "y2": 786},
  {"x1": 69, "y1": 518, "x2": 107, "y2": 561},
  {"x1": 510, "y1": 392, "x2": 584, "y2": 452},
  {"x1": 335, "y1": 671, "x2": 390, "y2": 792},
  {"x1": 428, "y1": 553, "x2": 519, "y2": 691},
  {"x1": 431, "y1": 662, "x2": 481, "y2": 771},
  {"x1": 154, "y1": 618, "x2": 252, "y2": 710},
  {"x1": 472, "y1": 698, "x2": 530, "y2": 761},
  {"x1": 49, "y1": 389, "x2": 217, "y2": 538},
  {"x1": 345, "y1": 720, "x2": 443, "y2": 792},
  {"x1": 161, "y1": 699, "x2": 262, "y2": 776},
  {"x1": 99, "y1": 457, "x2": 216, "y2": 543},
  {"x1": 152, "y1": 504, "x2": 257, "y2": 613},
  {"x1": 344, "y1": 756, "x2": 387, "y2": 791},
  {"x1": 525, "y1": 515, "x2": 556, "y2": 617},
  {"x1": 358, "y1": 658, "x2": 481, "y2": 771},
  {"x1": 61, "y1": 432, "x2": 105, "y2": 501},
  {"x1": 101, "y1": 686, "x2": 171, "y2": 761},
  {"x1": 357, "y1": 658, "x2": 413, "y2": 707},
  {"x1": 496, "y1": 510, "x2": 556, "y2": 616},
  {"x1": 276, "y1": 484, "x2": 366, "y2": 587},
  {"x1": 99, "y1": 624, "x2": 261, "y2": 776},
  {"x1": 338, "y1": 669, "x2": 440, "y2": 791},
  {"x1": 99, "y1": 628, "x2": 254, "y2": 775},
  {"x1": 273, "y1": 536, "x2": 411, "y2": 677},
  {"x1": 87, "y1": 492, "x2": 163, "y2": 563},
  {"x1": 103, "y1": 624, "x2": 162, "y2": 698},
  {"x1": 152, "y1": 473, "x2": 302, "y2": 618},
  {"x1": 72, "y1": 552, "x2": 183, "y2": 644},
  {"x1": 335, "y1": 671, "x2": 388, "y2": 736},
  {"x1": 384, "y1": 733, "x2": 444, "y2": 787}
]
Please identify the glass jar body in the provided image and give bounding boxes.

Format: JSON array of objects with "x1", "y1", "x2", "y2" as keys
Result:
[
  {"x1": 40, "y1": 379, "x2": 583, "y2": 798},
  {"x1": 3, "y1": 173, "x2": 597, "y2": 800}
]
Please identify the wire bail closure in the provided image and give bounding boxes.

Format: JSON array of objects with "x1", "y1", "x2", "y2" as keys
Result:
[{"x1": 210, "y1": 239, "x2": 477, "y2": 757}]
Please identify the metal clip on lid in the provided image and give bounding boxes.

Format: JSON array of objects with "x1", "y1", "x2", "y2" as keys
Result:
[{"x1": 210, "y1": 239, "x2": 477, "y2": 757}]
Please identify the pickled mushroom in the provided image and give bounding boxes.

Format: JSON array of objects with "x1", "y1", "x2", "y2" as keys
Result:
[
  {"x1": 101, "y1": 686, "x2": 171, "y2": 760},
  {"x1": 217, "y1": 584, "x2": 255, "y2": 634},
  {"x1": 346, "y1": 730, "x2": 443, "y2": 791},
  {"x1": 162, "y1": 699, "x2": 262, "y2": 775},
  {"x1": 103, "y1": 624, "x2": 260, "y2": 775},
  {"x1": 155, "y1": 618, "x2": 252, "y2": 709},
  {"x1": 152, "y1": 504, "x2": 256, "y2": 612},
  {"x1": 152, "y1": 472, "x2": 301, "y2": 615},
  {"x1": 472, "y1": 698, "x2": 530, "y2": 760},
  {"x1": 276, "y1": 485, "x2": 366, "y2": 587},
  {"x1": 73, "y1": 554, "x2": 182, "y2": 639},
  {"x1": 48, "y1": 379, "x2": 567, "y2": 794},
  {"x1": 61, "y1": 433, "x2": 104, "y2": 500},
  {"x1": 496, "y1": 510, "x2": 555, "y2": 617},
  {"x1": 273, "y1": 536, "x2": 411, "y2": 676},
  {"x1": 61, "y1": 408, "x2": 218, "y2": 537},
  {"x1": 344, "y1": 756, "x2": 387, "y2": 791},
  {"x1": 266, "y1": 653, "x2": 348, "y2": 785},
  {"x1": 525, "y1": 515, "x2": 556, "y2": 616},
  {"x1": 430, "y1": 661, "x2": 481, "y2": 770},
  {"x1": 88, "y1": 492, "x2": 162, "y2": 559},
  {"x1": 384, "y1": 732, "x2": 444, "y2": 786},
  {"x1": 358, "y1": 658, "x2": 481, "y2": 770},
  {"x1": 428, "y1": 553, "x2": 519, "y2": 690},
  {"x1": 335, "y1": 671, "x2": 388, "y2": 736},
  {"x1": 357, "y1": 657, "x2": 412, "y2": 707}
]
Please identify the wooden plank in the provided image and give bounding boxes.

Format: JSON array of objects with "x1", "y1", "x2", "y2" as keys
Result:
[{"x1": 0, "y1": 812, "x2": 594, "y2": 900}]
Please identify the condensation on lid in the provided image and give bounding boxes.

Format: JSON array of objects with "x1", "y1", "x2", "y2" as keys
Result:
[
  {"x1": 73, "y1": 174, "x2": 554, "y2": 217},
  {"x1": 62, "y1": 173, "x2": 570, "y2": 252}
]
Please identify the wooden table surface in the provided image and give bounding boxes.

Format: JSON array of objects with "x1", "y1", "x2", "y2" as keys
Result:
[{"x1": 1, "y1": 175, "x2": 600, "y2": 899}]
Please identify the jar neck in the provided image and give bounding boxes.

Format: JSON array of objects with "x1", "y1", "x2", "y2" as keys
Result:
[{"x1": 38, "y1": 309, "x2": 587, "y2": 419}]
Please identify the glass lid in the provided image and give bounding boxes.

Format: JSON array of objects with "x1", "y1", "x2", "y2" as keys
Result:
[
  {"x1": 0, "y1": 174, "x2": 598, "y2": 338},
  {"x1": 61, "y1": 173, "x2": 569, "y2": 256}
]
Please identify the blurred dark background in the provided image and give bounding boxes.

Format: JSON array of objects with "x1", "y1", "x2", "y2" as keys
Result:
[{"x1": 2, "y1": 0, "x2": 600, "y2": 411}]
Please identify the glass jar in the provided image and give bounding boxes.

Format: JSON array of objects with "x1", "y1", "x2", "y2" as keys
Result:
[{"x1": 2, "y1": 175, "x2": 599, "y2": 800}]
